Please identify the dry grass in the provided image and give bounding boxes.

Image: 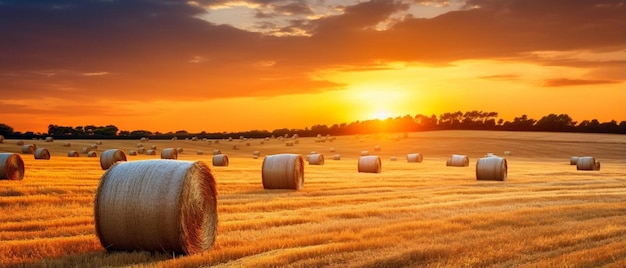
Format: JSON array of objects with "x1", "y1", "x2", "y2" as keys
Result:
[{"x1": 0, "y1": 131, "x2": 625, "y2": 267}]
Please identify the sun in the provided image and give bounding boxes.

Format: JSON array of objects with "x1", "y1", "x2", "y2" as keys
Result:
[{"x1": 371, "y1": 110, "x2": 392, "y2": 120}]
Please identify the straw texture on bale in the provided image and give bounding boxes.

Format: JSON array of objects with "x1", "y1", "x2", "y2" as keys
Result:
[
  {"x1": 262, "y1": 154, "x2": 304, "y2": 190},
  {"x1": 22, "y1": 144, "x2": 36, "y2": 154},
  {"x1": 34, "y1": 148, "x2": 51, "y2": 160},
  {"x1": 406, "y1": 153, "x2": 423, "y2": 163},
  {"x1": 82, "y1": 147, "x2": 91, "y2": 154},
  {"x1": 0, "y1": 153, "x2": 25, "y2": 180},
  {"x1": 333, "y1": 155, "x2": 341, "y2": 160},
  {"x1": 308, "y1": 154, "x2": 324, "y2": 165},
  {"x1": 100, "y1": 149, "x2": 127, "y2": 170},
  {"x1": 360, "y1": 151, "x2": 369, "y2": 156},
  {"x1": 576, "y1": 156, "x2": 601, "y2": 171},
  {"x1": 476, "y1": 157, "x2": 507, "y2": 181},
  {"x1": 128, "y1": 150, "x2": 138, "y2": 156},
  {"x1": 88, "y1": 151, "x2": 98, "y2": 157},
  {"x1": 212, "y1": 149, "x2": 221, "y2": 155},
  {"x1": 63, "y1": 142, "x2": 71, "y2": 147},
  {"x1": 570, "y1": 157, "x2": 579, "y2": 165},
  {"x1": 17, "y1": 140, "x2": 24, "y2": 146},
  {"x1": 68, "y1": 151, "x2": 80, "y2": 157},
  {"x1": 161, "y1": 148, "x2": 178, "y2": 160},
  {"x1": 146, "y1": 150, "x2": 157, "y2": 155},
  {"x1": 358, "y1": 156, "x2": 381, "y2": 173},
  {"x1": 212, "y1": 154, "x2": 229, "y2": 167},
  {"x1": 446, "y1": 154, "x2": 469, "y2": 167},
  {"x1": 94, "y1": 160, "x2": 217, "y2": 255},
  {"x1": 45, "y1": 137, "x2": 54, "y2": 142}
]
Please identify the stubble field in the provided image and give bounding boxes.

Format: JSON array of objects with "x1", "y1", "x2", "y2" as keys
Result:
[{"x1": 0, "y1": 130, "x2": 625, "y2": 267}]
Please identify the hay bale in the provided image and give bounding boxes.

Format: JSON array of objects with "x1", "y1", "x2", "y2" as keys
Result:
[
  {"x1": 390, "y1": 156, "x2": 398, "y2": 161},
  {"x1": 192, "y1": 137, "x2": 198, "y2": 141},
  {"x1": 88, "y1": 151, "x2": 98, "y2": 158},
  {"x1": 360, "y1": 150, "x2": 369, "y2": 156},
  {"x1": 161, "y1": 148, "x2": 178, "y2": 160},
  {"x1": 570, "y1": 156, "x2": 579, "y2": 165},
  {"x1": 212, "y1": 154, "x2": 229, "y2": 167},
  {"x1": 374, "y1": 145, "x2": 381, "y2": 151},
  {"x1": 333, "y1": 154, "x2": 341, "y2": 160},
  {"x1": 63, "y1": 142, "x2": 71, "y2": 147},
  {"x1": 16, "y1": 140, "x2": 24, "y2": 146},
  {"x1": 503, "y1": 151, "x2": 511, "y2": 156},
  {"x1": 330, "y1": 148, "x2": 335, "y2": 153},
  {"x1": 82, "y1": 147, "x2": 91, "y2": 154},
  {"x1": 476, "y1": 157, "x2": 507, "y2": 181},
  {"x1": 150, "y1": 145, "x2": 157, "y2": 150},
  {"x1": 137, "y1": 143, "x2": 144, "y2": 148},
  {"x1": 97, "y1": 141, "x2": 103, "y2": 145},
  {"x1": 0, "y1": 135, "x2": 3, "y2": 143},
  {"x1": 90, "y1": 144, "x2": 98, "y2": 150},
  {"x1": 0, "y1": 153, "x2": 25, "y2": 180},
  {"x1": 576, "y1": 156, "x2": 600, "y2": 171},
  {"x1": 138, "y1": 148, "x2": 146, "y2": 154},
  {"x1": 172, "y1": 137, "x2": 178, "y2": 141},
  {"x1": 34, "y1": 148, "x2": 51, "y2": 160},
  {"x1": 285, "y1": 141, "x2": 294, "y2": 146},
  {"x1": 446, "y1": 154, "x2": 469, "y2": 167},
  {"x1": 212, "y1": 149, "x2": 221, "y2": 155},
  {"x1": 128, "y1": 150, "x2": 138, "y2": 156},
  {"x1": 406, "y1": 153, "x2": 423, "y2": 163},
  {"x1": 358, "y1": 156, "x2": 381, "y2": 173},
  {"x1": 176, "y1": 147, "x2": 184, "y2": 153},
  {"x1": 232, "y1": 145, "x2": 239, "y2": 150},
  {"x1": 94, "y1": 160, "x2": 217, "y2": 255},
  {"x1": 146, "y1": 149, "x2": 157, "y2": 155},
  {"x1": 308, "y1": 153, "x2": 324, "y2": 165},
  {"x1": 45, "y1": 137, "x2": 54, "y2": 142},
  {"x1": 197, "y1": 150, "x2": 204, "y2": 155},
  {"x1": 100, "y1": 149, "x2": 127, "y2": 170},
  {"x1": 68, "y1": 151, "x2": 80, "y2": 157},
  {"x1": 140, "y1": 137, "x2": 148, "y2": 142},
  {"x1": 21, "y1": 144, "x2": 37, "y2": 154},
  {"x1": 262, "y1": 154, "x2": 304, "y2": 190}
]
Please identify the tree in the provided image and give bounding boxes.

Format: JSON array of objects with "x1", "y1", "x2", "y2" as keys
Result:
[
  {"x1": 0, "y1": 123, "x2": 14, "y2": 136},
  {"x1": 535, "y1": 114, "x2": 576, "y2": 132}
]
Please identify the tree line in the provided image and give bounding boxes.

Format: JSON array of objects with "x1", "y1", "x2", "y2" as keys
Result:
[{"x1": 0, "y1": 111, "x2": 624, "y2": 140}]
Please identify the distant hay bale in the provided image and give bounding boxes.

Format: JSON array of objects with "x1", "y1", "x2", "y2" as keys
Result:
[
  {"x1": 137, "y1": 148, "x2": 146, "y2": 154},
  {"x1": 87, "y1": 151, "x2": 98, "y2": 157},
  {"x1": 294, "y1": 140, "x2": 300, "y2": 144},
  {"x1": 172, "y1": 137, "x2": 178, "y2": 141},
  {"x1": 197, "y1": 150, "x2": 203, "y2": 155},
  {"x1": 137, "y1": 143, "x2": 144, "y2": 148},
  {"x1": 406, "y1": 153, "x2": 423, "y2": 163},
  {"x1": 96, "y1": 141, "x2": 103, "y2": 145},
  {"x1": 262, "y1": 154, "x2": 304, "y2": 190},
  {"x1": 68, "y1": 151, "x2": 80, "y2": 157},
  {"x1": 0, "y1": 153, "x2": 25, "y2": 180},
  {"x1": 570, "y1": 157, "x2": 579, "y2": 165},
  {"x1": 390, "y1": 156, "x2": 398, "y2": 161},
  {"x1": 34, "y1": 148, "x2": 51, "y2": 160},
  {"x1": 45, "y1": 137, "x2": 54, "y2": 142},
  {"x1": 212, "y1": 154, "x2": 229, "y2": 167},
  {"x1": 82, "y1": 147, "x2": 91, "y2": 154},
  {"x1": 100, "y1": 149, "x2": 127, "y2": 170},
  {"x1": 358, "y1": 156, "x2": 381, "y2": 173},
  {"x1": 285, "y1": 141, "x2": 294, "y2": 146},
  {"x1": 150, "y1": 145, "x2": 157, "y2": 150},
  {"x1": 360, "y1": 150, "x2": 369, "y2": 156},
  {"x1": 176, "y1": 147, "x2": 184, "y2": 153},
  {"x1": 476, "y1": 157, "x2": 507, "y2": 181},
  {"x1": 17, "y1": 140, "x2": 24, "y2": 146},
  {"x1": 94, "y1": 160, "x2": 217, "y2": 255},
  {"x1": 192, "y1": 137, "x2": 198, "y2": 141},
  {"x1": 21, "y1": 144, "x2": 37, "y2": 154},
  {"x1": 63, "y1": 142, "x2": 71, "y2": 147},
  {"x1": 140, "y1": 137, "x2": 148, "y2": 142},
  {"x1": 374, "y1": 145, "x2": 381, "y2": 151},
  {"x1": 90, "y1": 144, "x2": 98, "y2": 150},
  {"x1": 253, "y1": 151, "x2": 261, "y2": 159},
  {"x1": 503, "y1": 151, "x2": 511, "y2": 156},
  {"x1": 446, "y1": 154, "x2": 469, "y2": 167},
  {"x1": 333, "y1": 154, "x2": 341, "y2": 160},
  {"x1": 576, "y1": 156, "x2": 601, "y2": 171},
  {"x1": 146, "y1": 150, "x2": 157, "y2": 155},
  {"x1": 308, "y1": 154, "x2": 324, "y2": 165},
  {"x1": 128, "y1": 150, "x2": 138, "y2": 156},
  {"x1": 232, "y1": 145, "x2": 239, "y2": 150},
  {"x1": 161, "y1": 148, "x2": 178, "y2": 160},
  {"x1": 212, "y1": 149, "x2": 221, "y2": 155},
  {"x1": 330, "y1": 148, "x2": 335, "y2": 153}
]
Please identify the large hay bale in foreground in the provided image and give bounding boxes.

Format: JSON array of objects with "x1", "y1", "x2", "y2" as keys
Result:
[
  {"x1": 0, "y1": 153, "x2": 25, "y2": 180},
  {"x1": 34, "y1": 148, "x2": 51, "y2": 160},
  {"x1": 161, "y1": 148, "x2": 178, "y2": 160},
  {"x1": 68, "y1": 151, "x2": 80, "y2": 157},
  {"x1": 446, "y1": 154, "x2": 469, "y2": 167},
  {"x1": 358, "y1": 156, "x2": 381, "y2": 173},
  {"x1": 212, "y1": 154, "x2": 229, "y2": 167},
  {"x1": 262, "y1": 154, "x2": 304, "y2": 190},
  {"x1": 100, "y1": 149, "x2": 127, "y2": 170},
  {"x1": 570, "y1": 157, "x2": 579, "y2": 165},
  {"x1": 308, "y1": 154, "x2": 324, "y2": 165},
  {"x1": 21, "y1": 144, "x2": 37, "y2": 154},
  {"x1": 476, "y1": 157, "x2": 507, "y2": 181},
  {"x1": 94, "y1": 160, "x2": 217, "y2": 255},
  {"x1": 406, "y1": 153, "x2": 423, "y2": 163},
  {"x1": 576, "y1": 156, "x2": 600, "y2": 171}
]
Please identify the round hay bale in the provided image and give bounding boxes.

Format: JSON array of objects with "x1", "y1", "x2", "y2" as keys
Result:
[
  {"x1": 446, "y1": 154, "x2": 469, "y2": 167},
  {"x1": 100, "y1": 149, "x2": 127, "y2": 170},
  {"x1": 176, "y1": 147, "x2": 184, "y2": 153},
  {"x1": 137, "y1": 143, "x2": 144, "y2": 148},
  {"x1": 0, "y1": 135, "x2": 4, "y2": 143},
  {"x1": 262, "y1": 154, "x2": 304, "y2": 190},
  {"x1": 358, "y1": 156, "x2": 381, "y2": 173},
  {"x1": 308, "y1": 154, "x2": 324, "y2": 165},
  {"x1": 138, "y1": 148, "x2": 146, "y2": 154},
  {"x1": 146, "y1": 149, "x2": 157, "y2": 155},
  {"x1": 34, "y1": 148, "x2": 51, "y2": 160},
  {"x1": 360, "y1": 150, "x2": 369, "y2": 156},
  {"x1": 68, "y1": 151, "x2": 80, "y2": 157},
  {"x1": 161, "y1": 148, "x2": 178, "y2": 160},
  {"x1": 82, "y1": 147, "x2": 91, "y2": 154},
  {"x1": 150, "y1": 145, "x2": 157, "y2": 150},
  {"x1": 96, "y1": 141, "x2": 103, "y2": 145},
  {"x1": 476, "y1": 157, "x2": 507, "y2": 181},
  {"x1": 63, "y1": 142, "x2": 71, "y2": 147},
  {"x1": 128, "y1": 150, "x2": 138, "y2": 156},
  {"x1": 406, "y1": 153, "x2": 423, "y2": 163},
  {"x1": 285, "y1": 141, "x2": 294, "y2": 146},
  {"x1": 197, "y1": 150, "x2": 204, "y2": 155},
  {"x1": 172, "y1": 137, "x2": 178, "y2": 141},
  {"x1": 330, "y1": 148, "x2": 335, "y2": 153},
  {"x1": 390, "y1": 156, "x2": 398, "y2": 161},
  {"x1": 232, "y1": 145, "x2": 239, "y2": 150},
  {"x1": 140, "y1": 137, "x2": 148, "y2": 142},
  {"x1": 570, "y1": 156, "x2": 579, "y2": 165},
  {"x1": 503, "y1": 151, "x2": 511, "y2": 156},
  {"x1": 0, "y1": 153, "x2": 25, "y2": 180},
  {"x1": 45, "y1": 137, "x2": 54, "y2": 142},
  {"x1": 94, "y1": 160, "x2": 217, "y2": 255},
  {"x1": 576, "y1": 156, "x2": 600, "y2": 171},
  {"x1": 87, "y1": 151, "x2": 98, "y2": 158},
  {"x1": 246, "y1": 142, "x2": 251, "y2": 146},
  {"x1": 90, "y1": 144, "x2": 98, "y2": 150},
  {"x1": 17, "y1": 140, "x2": 24, "y2": 146},
  {"x1": 21, "y1": 144, "x2": 36, "y2": 154},
  {"x1": 212, "y1": 149, "x2": 221, "y2": 155},
  {"x1": 253, "y1": 151, "x2": 260, "y2": 156},
  {"x1": 333, "y1": 154, "x2": 341, "y2": 160},
  {"x1": 192, "y1": 137, "x2": 198, "y2": 141},
  {"x1": 212, "y1": 154, "x2": 229, "y2": 167},
  {"x1": 374, "y1": 145, "x2": 381, "y2": 151}
]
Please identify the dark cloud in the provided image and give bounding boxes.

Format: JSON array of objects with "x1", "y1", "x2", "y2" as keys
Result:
[{"x1": 543, "y1": 78, "x2": 622, "y2": 87}]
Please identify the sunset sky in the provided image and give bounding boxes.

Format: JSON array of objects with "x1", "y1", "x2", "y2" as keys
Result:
[{"x1": 1, "y1": 0, "x2": 624, "y2": 134}]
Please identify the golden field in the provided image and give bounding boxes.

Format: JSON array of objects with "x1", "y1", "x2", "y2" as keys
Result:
[{"x1": 0, "y1": 130, "x2": 625, "y2": 267}]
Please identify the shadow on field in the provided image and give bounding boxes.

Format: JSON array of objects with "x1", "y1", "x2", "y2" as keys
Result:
[{"x1": 22, "y1": 251, "x2": 174, "y2": 268}]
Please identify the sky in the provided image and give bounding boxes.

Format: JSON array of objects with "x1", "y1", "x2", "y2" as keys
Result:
[{"x1": 0, "y1": 0, "x2": 624, "y2": 134}]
